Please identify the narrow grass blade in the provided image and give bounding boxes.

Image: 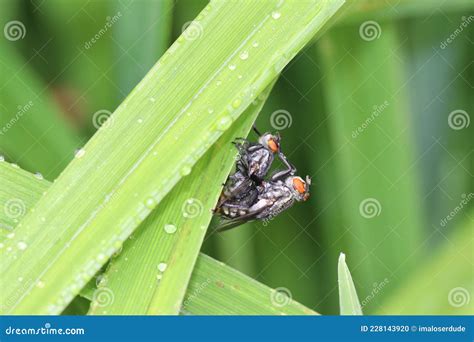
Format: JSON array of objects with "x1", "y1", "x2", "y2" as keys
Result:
[
  {"x1": 0, "y1": 158, "x2": 316, "y2": 315},
  {"x1": 89, "y1": 83, "x2": 274, "y2": 315},
  {"x1": 1, "y1": 0, "x2": 345, "y2": 314},
  {"x1": 112, "y1": 0, "x2": 173, "y2": 100},
  {"x1": 338, "y1": 253, "x2": 362, "y2": 315},
  {"x1": 316, "y1": 23, "x2": 424, "y2": 309},
  {"x1": 0, "y1": 162, "x2": 48, "y2": 239},
  {"x1": 0, "y1": 44, "x2": 81, "y2": 179}
]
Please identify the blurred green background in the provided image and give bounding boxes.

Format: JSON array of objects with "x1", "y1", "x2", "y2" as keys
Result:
[{"x1": 0, "y1": 0, "x2": 472, "y2": 315}]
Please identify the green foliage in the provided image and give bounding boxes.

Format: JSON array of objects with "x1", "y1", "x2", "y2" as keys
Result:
[
  {"x1": 1, "y1": 0, "x2": 472, "y2": 316},
  {"x1": 0, "y1": 0, "x2": 344, "y2": 314}
]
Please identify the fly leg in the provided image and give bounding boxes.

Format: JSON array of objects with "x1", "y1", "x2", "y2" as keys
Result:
[{"x1": 270, "y1": 152, "x2": 296, "y2": 181}]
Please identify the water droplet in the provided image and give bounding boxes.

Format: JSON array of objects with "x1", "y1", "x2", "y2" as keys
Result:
[
  {"x1": 150, "y1": 97, "x2": 156, "y2": 102},
  {"x1": 216, "y1": 80, "x2": 222, "y2": 86},
  {"x1": 180, "y1": 164, "x2": 192, "y2": 176},
  {"x1": 6, "y1": 246, "x2": 12, "y2": 252},
  {"x1": 232, "y1": 98, "x2": 242, "y2": 108},
  {"x1": 18, "y1": 277, "x2": 24, "y2": 282},
  {"x1": 164, "y1": 224, "x2": 177, "y2": 234},
  {"x1": 7, "y1": 232, "x2": 15, "y2": 239},
  {"x1": 36, "y1": 280, "x2": 45, "y2": 288},
  {"x1": 272, "y1": 11, "x2": 281, "y2": 19},
  {"x1": 239, "y1": 51, "x2": 249, "y2": 60},
  {"x1": 145, "y1": 197, "x2": 155, "y2": 209},
  {"x1": 75, "y1": 148, "x2": 86, "y2": 158},
  {"x1": 17, "y1": 241, "x2": 28, "y2": 250},
  {"x1": 228, "y1": 64, "x2": 236, "y2": 71},
  {"x1": 157, "y1": 274, "x2": 162, "y2": 281},
  {"x1": 207, "y1": 108, "x2": 214, "y2": 114},
  {"x1": 137, "y1": 118, "x2": 143, "y2": 124},
  {"x1": 11, "y1": 163, "x2": 19, "y2": 168},
  {"x1": 252, "y1": 42, "x2": 259, "y2": 48},
  {"x1": 157, "y1": 262, "x2": 167, "y2": 272},
  {"x1": 217, "y1": 116, "x2": 232, "y2": 131},
  {"x1": 34, "y1": 172, "x2": 43, "y2": 180},
  {"x1": 0, "y1": 156, "x2": 4, "y2": 162},
  {"x1": 97, "y1": 253, "x2": 106, "y2": 262},
  {"x1": 238, "y1": 75, "x2": 242, "y2": 79},
  {"x1": 0, "y1": 243, "x2": 3, "y2": 249}
]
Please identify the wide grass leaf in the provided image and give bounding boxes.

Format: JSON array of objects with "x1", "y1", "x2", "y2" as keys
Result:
[
  {"x1": 89, "y1": 83, "x2": 274, "y2": 315},
  {"x1": 0, "y1": 160, "x2": 316, "y2": 315},
  {"x1": 0, "y1": 0, "x2": 345, "y2": 314}
]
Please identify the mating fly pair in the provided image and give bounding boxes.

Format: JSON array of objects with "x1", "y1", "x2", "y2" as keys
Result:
[{"x1": 213, "y1": 126, "x2": 311, "y2": 232}]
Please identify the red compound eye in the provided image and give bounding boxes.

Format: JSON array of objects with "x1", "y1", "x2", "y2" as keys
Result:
[
  {"x1": 267, "y1": 138, "x2": 279, "y2": 152},
  {"x1": 293, "y1": 178, "x2": 306, "y2": 194}
]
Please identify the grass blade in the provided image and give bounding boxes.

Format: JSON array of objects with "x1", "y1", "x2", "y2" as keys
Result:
[
  {"x1": 0, "y1": 44, "x2": 81, "y2": 179},
  {"x1": 183, "y1": 254, "x2": 317, "y2": 315},
  {"x1": 0, "y1": 158, "x2": 316, "y2": 315},
  {"x1": 89, "y1": 83, "x2": 274, "y2": 315},
  {"x1": 1, "y1": 0, "x2": 345, "y2": 314},
  {"x1": 338, "y1": 253, "x2": 362, "y2": 315},
  {"x1": 0, "y1": 163, "x2": 48, "y2": 239}
]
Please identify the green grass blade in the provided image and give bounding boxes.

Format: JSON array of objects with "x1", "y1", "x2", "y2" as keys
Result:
[
  {"x1": 1, "y1": 0, "x2": 345, "y2": 314},
  {"x1": 183, "y1": 254, "x2": 317, "y2": 315},
  {"x1": 338, "y1": 253, "x2": 362, "y2": 315},
  {"x1": 112, "y1": 0, "x2": 173, "y2": 100},
  {"x1": 0, "y1": 162, "x2": 48, "y2": 239},
  {"x1": 316, "y1": 22, "x2": 424, "y2": 310},
  {"x1": 0, "y1": 44, "x2": 81, "y2": 179},
  {"x1": 89, "y1": 83, "x2": 274, "y2": 315},
  {"x1": 0, "y1": 157, "x2": 316, "y2": 315}
]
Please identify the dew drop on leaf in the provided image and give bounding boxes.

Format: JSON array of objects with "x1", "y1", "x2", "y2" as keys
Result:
[
  {"x1": 157, "y1": 262, "x2": 167, "y2": 272},
  {"x1": 17, "y1": 241, "x2": 28, "y2": 250},
  {"x1": 164, "y1": 224, "x2": 177, "y2": 234}
]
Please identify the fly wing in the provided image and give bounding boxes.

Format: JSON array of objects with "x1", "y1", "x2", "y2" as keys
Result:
[
  {"x1": 214, "y1": 203, "x2": 267, "y2": 232},
  {"x1": 215, "y1": 215, "x2": 257, "y2": 232}
]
